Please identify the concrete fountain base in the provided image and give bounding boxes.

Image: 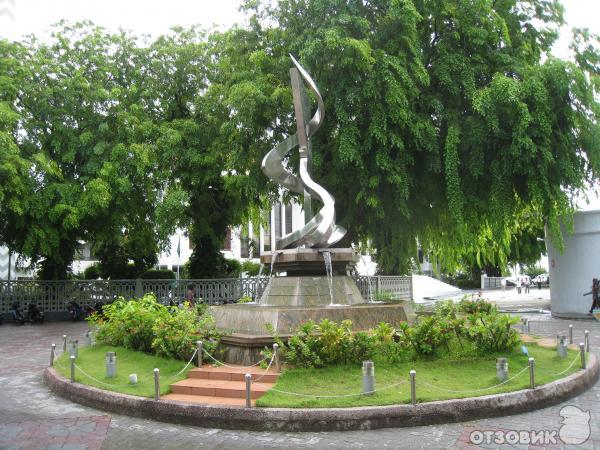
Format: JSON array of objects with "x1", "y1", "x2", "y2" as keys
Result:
[{"x1": 212, "y1": 301, "x2": 415, "y2": 364}]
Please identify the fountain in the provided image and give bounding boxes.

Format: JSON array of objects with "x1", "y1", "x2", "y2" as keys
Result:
[{"x1": 211, "y1": 56, "x2": 414, "y2": 364}]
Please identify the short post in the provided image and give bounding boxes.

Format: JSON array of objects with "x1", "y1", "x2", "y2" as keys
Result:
[
  {"x1": 245, "y1": 373, "x2": 252, "y2": 408},
  {"x1": 105, "y1": 352, "x2": 117, "y2": 378},
  {"x1": 521, "y1": 318, "x2": 528, "y2": 333},
  {"x1": 528, "y1": 357, "x2": 535, "y2": 389},
  {"x1": 569, "y1": 324, "x2": 573, "y2": 344},
  {"x1": 557, "y1": 336, "x2": 567, "y2": 358},
  {"x1": 556, "y1": 334, "x2": 560, "y2": 348},
  {"x1": 62, "y1": 334, "x2": 67, "y2": 351},
  {"x1": 197, "y1": 341, "x2": 202, "y2": 368},
  {"x1": 496, "y1": 357, "x2": 508, "y2": 381},
  {"x1": 69, "y1": 339, "x2": 78, "y2": 358},
  {"x1": 49, "y1": 344, "x2": 56, "y2": 367},
  {"x1": 410, "y1": 370, "x2": 416, "y2": 405},
  {"x1": 580, "y1": 343, "x2": 586, "y2": 369},
  {"x1": 273, "y1": 343, "x2": 281, "y2": 372},
  {"x1": 362, "y1": 361, "x2": 375, "y2": 395},
  {"x1": 70, "y1": 355, "x2": 76, "y2": 383},
  {"x1": 585, "y1": 330, "x2": 589, "y2": 353},
  {"x1": 153, "y1": 368, "x2": 160, "y2": 400},
  {"x1": 85, "y1": 331, "x2": 92, "y2": 347},
  {"x1": 526, "y1": 319, "x2": 530, "y2": 333}
]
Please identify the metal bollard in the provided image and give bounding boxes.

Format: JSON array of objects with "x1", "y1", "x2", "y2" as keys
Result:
[
  {"x1": 362, "y1": 361, "x2": 375, "y2": 395},
  {"x1": 106, "y1": 352, "x2": 117, "y2": 378},
  {"x1": 410, "y1": 370, "x2": 416, "y2": 405},
  {"x1": 521, "y1": 318, "x2": 527, "y2": 333},
  {"x1": 273, "y1": 343, "x2": 281, "y2": 372},
  {"x1": 580, "y1": 343, "x2": 586, "y2": 369},
  {"x1": 585, "y1": 330, "x2": 589, "y2": 353},
  {"x1": 62, "y1": 334, "x2": 67, "y2": 351},
  {"x1": 50, "y1": 344, "x2": 56, "y2": 367},
  {"x1": 528, "y1": 357, "x2": 535, "y2": 389},
  {"x1": 245, "y1": 373, "x2": 252, "y2": 408},
  {"x1": 556, "y1": 334, "x2": 560, "y2": 348},
  {"x1": 197, "y1": 341, "x2": 202, "y2": 368},
  {"x1": 557, "y1": 336, "x2": 567, "y2": 358},
  {"x1": 70, "y1": 355, "x2": 76, "y2": 383},
  {"x1": 69, "y1": 339, "x2": 78, "y2": 358},
  {"x1": 154, "y1": 368, "x2": 160, "y2": 400},
  {"x1": 569, "y1": 325, "x2": 573, "y2": 344},
  {"x1": 496, "y1": 357, "x2": 508, "y2": 381}
]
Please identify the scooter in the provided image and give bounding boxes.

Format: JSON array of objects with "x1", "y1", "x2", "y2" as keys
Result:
[
  {"x1": 27, "y1": 303, "x2": 44, "y2": 324},
  {"x1": 67, "y1": 301, "x2": 86, "y2": 321},
  {"x1": 9, "y1": 302, "x2": 25, "y2": 325}
]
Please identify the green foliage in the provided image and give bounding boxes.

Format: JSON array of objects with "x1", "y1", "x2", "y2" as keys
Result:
[
  {"x1": 152, "y1": 305, "x2": 220, "y2": 361},
  {"x1": 93, "y1": 294, "x2": 169, "y2": 353},
  {"x1": 140, "y1": 269, "x2": 176, "y2": 280},
  {"x1": 398, "y1": 317, "x2": 450, "y2": 356},
  {"x1": 83, "y1": 263, "x2": 102, "y2": 280},
  {"x1": 467, "y1": 312, "x2": 521, "y2": 353},
  {"x1": 523, "y1": 264, "x2": 546, "y2": 279},
  {"x1": 458, "y1": 297, "x2": 496, "y2": 315},
  {"x1": 241, "y1": 260, "x2": 261, "y2": 276},
  {"x1": 237, "y1": 296, "x2": 254, "y2": 304},
  {"x1": 90, "y1": 293, "x2": 221, "y2": 360}
]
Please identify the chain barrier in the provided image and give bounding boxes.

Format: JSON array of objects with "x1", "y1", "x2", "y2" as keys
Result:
[
  {"x1": 68, "y1": 346, "x2": 198, "y2": 387},
  {"x1": 253, "y1": 354, "x2": 276, "y2": 383},
  {"x1": 418, "y1": 365, "x2": 530, "y2": 394},
  {"x1": 269, "y1": 380, "x2": 406, "y2": 398},
  {"x1": 551, "y1": 353, "x2": 581, "y2": 377},
  {"x1": 201, "y1": 348, "x2": 268, "y2": 369}
]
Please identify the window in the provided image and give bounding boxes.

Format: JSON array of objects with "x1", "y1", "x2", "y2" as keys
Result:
[
  {"x1": 262, "y1": 221, "x2": 271, "y2": 252},
  {"x1": 240, "y1": 234, "x2": 250, "y2": 258},
  {"x1": 274, "y1": 204, "x2": 282, "y2": 240},
  {"x1": 285, "y1": 203, "x2": 293, "y2": 234},
  {"x1": 223, "y1": 227, "x2": 232, "y2": 251}
]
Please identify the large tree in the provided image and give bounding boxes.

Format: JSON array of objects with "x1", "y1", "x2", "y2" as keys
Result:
[
  {"x1": 2, "y1": 24, "x2": 164, "y2": 278},
  {"x1": 211, "y1": 0, "x2": 600, "y2": 273}
]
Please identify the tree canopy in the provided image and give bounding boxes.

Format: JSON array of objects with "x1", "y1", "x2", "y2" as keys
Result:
[{"x1": 0, "y1": 0, "x2": 598, "y2": 278}]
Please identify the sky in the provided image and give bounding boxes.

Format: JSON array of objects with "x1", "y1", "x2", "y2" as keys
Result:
[{"x1": 0, "y1": 0, "x2": 598, "y2": 211}]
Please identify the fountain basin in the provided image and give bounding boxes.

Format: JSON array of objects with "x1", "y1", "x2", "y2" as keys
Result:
[{"x1": 212, "y1": 302, "x2": 415, "y2": 364}]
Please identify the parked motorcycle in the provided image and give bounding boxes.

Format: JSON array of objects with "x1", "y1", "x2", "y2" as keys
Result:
[
  {"x1": 9, "y1": 302, "x2": 25, "y2": 325},
  {"x1": 67, "y1": 301, "x2": 86, "y2": 321},
  {"x1": 27, "y1": 303, "x2": 44, "y2": 324}
]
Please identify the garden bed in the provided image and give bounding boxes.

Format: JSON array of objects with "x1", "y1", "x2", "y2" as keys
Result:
[
  {"x1": 257, "y1": 344, "x2": 583, "y2": 407},
  {"x1": 53, "y1": 345, "x2": 193, "y2": 397}
]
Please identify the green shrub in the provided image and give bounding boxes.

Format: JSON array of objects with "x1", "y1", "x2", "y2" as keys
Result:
[
  {"x1": 241, "y1": 260, "x2": 261, "y2": 276},
  {"x1": 458, "y1": 297, "x2": 496, "y2": 315},
  {"x1": 237, "y1": 296, "x2": 254, "y2": 304},
  {"x1": 152, "y1": 306, "x2": 220, "y2": 361},
  {"x1": 93, "y1": 294, "x2": 169, "y2": 353},
  {"x1": 397, "y1": 316, "x2": 451, "y2": 356},
  {"x1": 466, "y1": 312, "x2": 520, "y2": 353},
  {"x1": 374, "y1": 291, "x2": 394, "y2": 302},
  {"x1": 140, "y1": 269, "x2": 176, "y2": 279},
  {"x1": 83, "y1": 263, "x2": 102, "y2": 280}
]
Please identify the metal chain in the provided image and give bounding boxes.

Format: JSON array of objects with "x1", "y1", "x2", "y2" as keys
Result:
[
  {"x1": 253, "y1": 354, "x2": 276, "y2": 383},
  {"x1": 551, "y1": 353, "x2": 581, "y2": 377},
  {"x1": 73, "y1": 364, "x2": 140, "y2": 388},
  {"x1": 268, "y1": 380, "x2": 406, "y2": 398},
  {"x1": 202, "y1": 348, "x2": 267, "y2": 369},
  {"x1": 419, "y1": 365, "x2": 530, "y2": 394}
]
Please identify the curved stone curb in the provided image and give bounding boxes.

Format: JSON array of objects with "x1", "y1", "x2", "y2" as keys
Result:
[{"x1": 44, "y1": 353, "x2": 599, "y2": 432}]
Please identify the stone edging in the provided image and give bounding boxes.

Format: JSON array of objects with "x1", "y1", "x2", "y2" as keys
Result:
[{"x1": 44, "y1": 353, "x2": 598, "y2": 432}]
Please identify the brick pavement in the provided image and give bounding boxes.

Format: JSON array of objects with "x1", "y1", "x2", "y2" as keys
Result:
[{"x1": 0, "y1": 316, "x2": 599, "y2": 449}]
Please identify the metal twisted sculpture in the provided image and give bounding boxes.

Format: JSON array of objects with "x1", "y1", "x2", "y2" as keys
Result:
[{"x1": 261, "y1": 56, "x2": 346, "y2": 249}]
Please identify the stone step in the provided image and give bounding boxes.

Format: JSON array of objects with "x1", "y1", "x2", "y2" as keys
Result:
[
  {"x1": 161, "y1": 393, "x2": 255, "y2": 407},
  {"x1": 188, "y1": 365, "x2": 279, "y2": 383},
  {"x1": 170, "y1": 378, "x2": 274, "y2": 399}
]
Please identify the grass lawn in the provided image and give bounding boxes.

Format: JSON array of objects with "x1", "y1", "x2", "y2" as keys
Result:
[
  {"x1": 256, "y1": 344, "x2": 586, "y2": 408},
  {"x1": 53, "y1": 345, "x2": 193, "y2": 397}
]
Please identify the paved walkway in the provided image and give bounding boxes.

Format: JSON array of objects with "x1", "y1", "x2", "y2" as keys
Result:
[{"x1": 1, "y1": 316, "x2": 599, "y2": 449}]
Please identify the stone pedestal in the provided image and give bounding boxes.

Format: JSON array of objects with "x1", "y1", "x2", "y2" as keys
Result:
[
  {"x1": 212, "y1": 302, "x2": 415, "y2": 364},
  {"x1": 213, "y1": 248, "x2": 414, "y2": 364}
]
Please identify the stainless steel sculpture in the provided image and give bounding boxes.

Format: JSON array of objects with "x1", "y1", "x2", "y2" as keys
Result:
[{"x1": 261, "y1": 55, "x2": 346, "y2": 249}]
